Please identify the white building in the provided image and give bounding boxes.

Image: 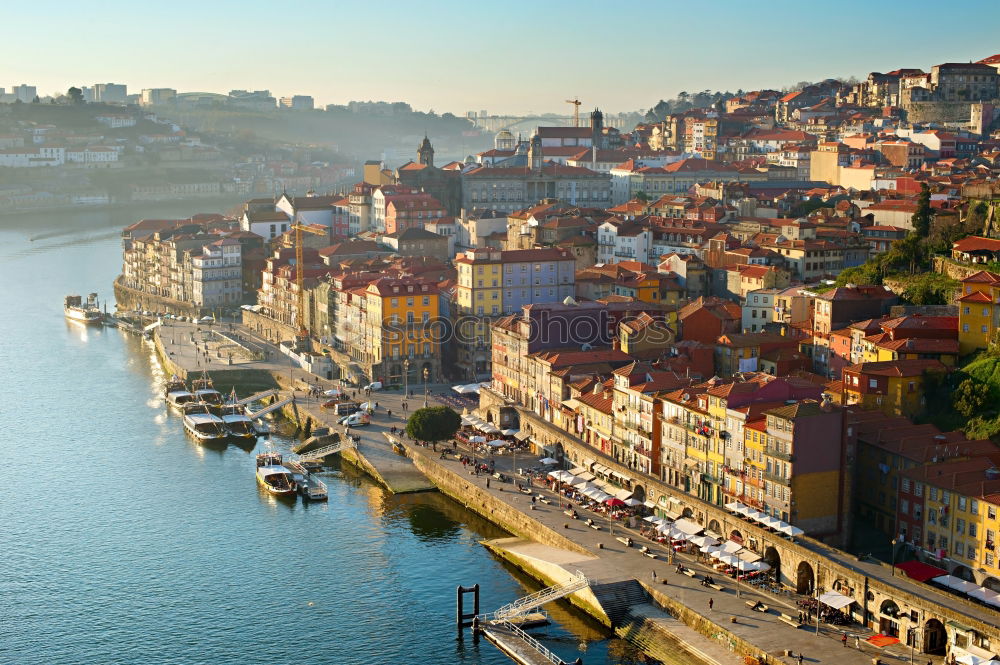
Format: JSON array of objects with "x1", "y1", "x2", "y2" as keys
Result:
[
  {"x1": 11, "y1": 84, "x2": 36, "y2": 103},
  {"x1": 140, "y1": 88, "x2": 176, "y2": 106},
  {"x1": 240, "y1": 209, "x2": 290, "y2": 239},
  {"x1": 95, "y1": 114, "x2": 136, "y2": 129},
  {"x1": 279, "y1": 95, "x2": 314, "y2": 111},
  {"x1": 66, "y1": 146, "x2": 120, "y2": 165},
  {"x1": 192, "y1": 238, "x2": 243, "y2": 307},
  {"x1": 0, "y1": 146, "x2": 64, "y2": 167},
  {"x1": 742, "y1": 288, "x2": 779, "y2": 333},
  {"x1": 93, "y1": 83, "x2": 127, "y2": 104},
  {"x1": 596, "y1": 219, "x2": 650, "y2": 264}
]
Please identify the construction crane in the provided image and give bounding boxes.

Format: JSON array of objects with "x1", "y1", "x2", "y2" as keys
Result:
[
  {"x1": 565, "y1": 98, "x2": 582, "y2": 127},
  {"x1": 290, "y1": 222, "x2": 328, "y2": 347}
]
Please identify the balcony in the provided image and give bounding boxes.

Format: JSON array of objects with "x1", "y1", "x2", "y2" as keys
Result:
[
  {"x1": 763, "y1": 470, "x2": 791, "y2": 486},
  {"x1": 765, "y1": 447, "x2": 794, "y2": 462}
]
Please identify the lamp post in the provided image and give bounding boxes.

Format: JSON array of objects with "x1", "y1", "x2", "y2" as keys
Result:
[
  {"x1": 423, "y1": 366, "x2": 429, "y2": 408},
  {"x1": 404, "y1": 358, "x2": 410, "y2": 399},
  {"x1": 891, "y1": 538, "x2": 898, "y2": 577}
]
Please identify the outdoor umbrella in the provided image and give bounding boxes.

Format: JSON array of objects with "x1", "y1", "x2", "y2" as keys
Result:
[
  {"x1": 624, "y1": 498, "x2": 643, "y2": 507},
  {"x1": 539, "y1": 457, "x2": 559, "y2": 465},
  {"x1": 468, "y1": 435, "x2": 486, "y2": 443},
  {"x1": 778, "y1": 523, "x2": 804, "y2": 537},
  {"x1": 605, "y1": 498, "x2": 626, "y2": 507},
  {"x1": 501, "y1": 429, "x2": 519, "y2": 436},
  {"x1": 690, "y1": 535, "x2": 720, "y2": 548}
]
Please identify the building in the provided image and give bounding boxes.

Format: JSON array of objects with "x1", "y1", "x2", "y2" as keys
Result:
[
  {"x1": 139, "y1": 88, "x2": 176, "y2": 106},
  {"x1": 394, "y1": 137, "x2": 463, "y2": 215},
  {"x1": 93, "y1": 83, "x2": 127, "y2": 104},
  {"x1": 383, "y1": 192, "x2": 447, "y2": 235},
  {"x1": 742, "y1": 288, "x2": 780, "y2": 333},
  {"x1": 454, "y1": 248, "x2": 577, "y2": 380},
  {"x1": 811, "y1": 285, "x2": 898, "y2": 375},
  {"x1": 841, "y1": 359, "x2": 947, "y2": 419},
  {"x1": 381, "y1": 227, "x2": 450, "y2": 261},
  {"x1": 678, "y1": 297, "x2": 742, "y2": 345},
  {"x1": 461, "y1": 136, "x2": 611, "y2": 214},
  {"x1": 957, "y1": 271, "x2": 1000, "y2": 355},
  {"x1": 191, "y1": 238, "x2": 243, "y2": 308},
  {"x1": 279, "y1": 95, "x2": 314, "y2": 110}
]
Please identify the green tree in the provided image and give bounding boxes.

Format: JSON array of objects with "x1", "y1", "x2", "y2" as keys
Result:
[
  {"x1": 405, "y1": 406, "x2": 461, "y2": 444},
  {"x1": 67, "y1": 87, "x2": 84, "y2": 105},
  {"x1": 954, "y1": 378, "x2": 991, "y2": 418},
  {"x1": 634, "y1": 191, "x2": 649, "y2": 202},
  {"x1": 911, "y1": 183, "x2": 933, "y2": 238}
]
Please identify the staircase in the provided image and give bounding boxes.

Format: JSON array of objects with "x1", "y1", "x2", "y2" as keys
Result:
[
  {"x1": 588, "y1": 579, "x2": 649, "y2": 625},
  {"x1": 614, "y1": 603, "x2": 713, "y2": 665},
  {"x1": 490, "y1": 572, "x2": 589, "y2": 621},
  {"x1": 297, "y1": 439, "x2": 355, "y2": 463}
]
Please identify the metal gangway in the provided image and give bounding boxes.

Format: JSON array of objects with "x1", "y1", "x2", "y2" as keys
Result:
[
  {"x1": 246, "y1": 396, "x2": 293, "y2": 420},
  {"x1": 486, "y1": 572, "x2": 589, "y2": 622},
  {"x1": 297, "y1": 439, "x2": 356, "y2": 463},
  {"x1": 234, "y1": 389, "x2": 278, "y2": 407},
  {"x1": 482, "y1": 620, "x2": 572, "y2": 665}
]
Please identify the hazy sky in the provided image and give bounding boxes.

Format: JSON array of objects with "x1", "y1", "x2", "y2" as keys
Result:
[{"x1": 5, "y1": 0, "x2": 1000, "y2": 115}]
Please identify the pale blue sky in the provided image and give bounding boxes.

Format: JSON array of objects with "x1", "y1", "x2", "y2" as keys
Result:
[{"x1": 4, "y1": 0, "x2": 999, "y2": 114}]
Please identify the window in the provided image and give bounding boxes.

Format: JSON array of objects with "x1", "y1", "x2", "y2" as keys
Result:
[
  {"x1": 984, "y1": 325, "x2": 989, "y2": 334},
  {"x1": 963, "y1": 324, "x2": 970, "y2": 333},
  {"x1": 902, "y1": 478, "x2": 911, "y2": 493},
  {"x1": 406, "y1": 297, "x2": 414, "y2": 306},
  {"x1": 991, "y1": 506, "x2": 997, "y2": 520},
  {"x1": 901, "y1": 499, "x2": 909, "y2": 515},
  {"x1": 957, "y1": 518, "x2": 966, "y2": 535},
  {"x1": 391, "y1": 298, "x2": 398, "y2": 307},
  {"x1": 869, "y1": 379, "x2": 878, "y2": 388},
  {"x1": 422, "y1": 296, "x2": 429, "y2": 306},
  {"x1": 970, "y1": 523, "x2": 978, "y2": 538},
  {"x1": 988, "y1": 553, "x2": 996, "y2": 567},
  {"x1": 914, "y1": 482, "x2": 923, "y2": 497},
  {"x1": 972, "y1": 500, "x2": 979, "y2": 515},
  {"x1": 959, "y1": 496, "x2": 967, "y2": 511}
]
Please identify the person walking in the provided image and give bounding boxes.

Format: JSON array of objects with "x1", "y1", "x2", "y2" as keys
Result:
[
  {"x1": 651, "y1": 570, "x2": 657, "y2": 582},
  {"x1": 708, "y1": 598, "x2": 713, "y2": 611},
  {"x1": 486, "y1": 478, "x2": 490, "y2": 489},
  {"x1": 842, "y1": 632, "x2": 848, "y2": 648},
  {"x1": 796, "y1": 654, "x2": 803, "y2": 665}
]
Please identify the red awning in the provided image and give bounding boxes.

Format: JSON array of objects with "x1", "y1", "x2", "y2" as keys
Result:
[
  {"x1": 894, "y1": 560, "x2": 947, "y2": 583},
  {"x1": 867, "y1": 635, "x2": 900, "y2": 649}
]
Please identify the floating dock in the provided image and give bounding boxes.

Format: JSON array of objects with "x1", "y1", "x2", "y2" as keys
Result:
[{"x1": 480, "y1": 621, "x2": 577, "y2": 665}]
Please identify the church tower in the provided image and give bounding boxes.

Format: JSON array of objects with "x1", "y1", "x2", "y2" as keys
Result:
[
  {"x1": 417, "y1": 135, "x2": 434, "y2": 167},
  {"x1": 590, "y1": 108, "x2": 605, "y2": 149},
  {"x1": 528, "y1": 134, "x2": 543, "y2": 171}
]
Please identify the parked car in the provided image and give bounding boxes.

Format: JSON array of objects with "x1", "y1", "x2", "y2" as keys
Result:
[
  {"x1": 364, "y1": 381, "x2": 383, "y2": 392},
  {"x1": 339, "y1": 412, "x2": 370, "y2": 427}
]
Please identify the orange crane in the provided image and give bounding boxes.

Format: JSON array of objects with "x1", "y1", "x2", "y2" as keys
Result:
[
  {"x1": 290, "y1": 222, "x2": 329, "y2": 346},
  {"x1": 565, "y1": 98, "x2": 582, "y2": 127}
]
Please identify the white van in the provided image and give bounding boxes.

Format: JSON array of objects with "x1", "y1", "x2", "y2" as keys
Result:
[
  {"x1": 339, "y1": 412, "x2": 370, "y2": 427},
  {"x1": 364, "y1": 381, "x2": 383, "y2": 392}
]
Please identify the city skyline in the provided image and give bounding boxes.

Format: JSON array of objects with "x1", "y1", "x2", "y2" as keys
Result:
[{"x1": 4, "y1": 0, "x2": 999, "y2": 115}]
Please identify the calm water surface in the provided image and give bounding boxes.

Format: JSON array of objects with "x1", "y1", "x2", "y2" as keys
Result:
[{"x1": 0, "y1": 204, "x2": 646, "y2": 664}]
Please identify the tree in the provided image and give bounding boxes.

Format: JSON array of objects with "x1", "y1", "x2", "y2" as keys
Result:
[
  {"x1": 67, "y1": 87, "x2": 84, "y2": 105},
  {"x1": 405, "y1": 406, "x2": 460, "y2": 444},
  {"x1": 911, "y1": 183, "x2": 933, "y2": 237},
  {"x1": 954, "y1": 378, "x2": 991, "y2": 418},
  {"x1": 634, "y1": 191, "x2": 649, "y2": 202}
]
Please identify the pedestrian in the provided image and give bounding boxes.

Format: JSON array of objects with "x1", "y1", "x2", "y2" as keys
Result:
[
  {"x1": 708, "y1": 598, "x2": 713, "y2": 611},
  {"x1": 797, "y1": 654, "x2": 803, "y2": 665},
  {"x1": 651, "y1": 570, "x2": 657, "y2": 582},
  {"x1": 388, "y1": 409, "x2": 392, "y2": 418},
  {"x1": 375, "y1": 401, "x2": 379, "y2": 409},
  {"x1": 842, "y1": 632, "x2": 847, "y2": 648},
  {"x1": 856, "y1": 637, "x2": 862, "y2": 649},
  {"x1": 486, "y1": 478, "x2": 490, "y2": 489},
  {"x1": 531, "y1": 496, "x2": 536, "y2": 505}
]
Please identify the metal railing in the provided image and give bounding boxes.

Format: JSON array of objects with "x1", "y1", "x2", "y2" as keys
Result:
[
  {"x1": 496, "y1": 620, "x2": 564, "y2": 665},
  {"x1": 487, "y1": 571, "x2": 588, "y2": 621}
]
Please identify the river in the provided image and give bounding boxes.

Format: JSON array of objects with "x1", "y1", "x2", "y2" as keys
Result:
[{"x1": 0, "y1": 202, "x2": 654, "y2": 665}]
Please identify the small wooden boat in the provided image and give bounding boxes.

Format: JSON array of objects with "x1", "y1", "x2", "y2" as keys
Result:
[{"x1": 255, "y1": 449, "x2": 297, "y2": 497}]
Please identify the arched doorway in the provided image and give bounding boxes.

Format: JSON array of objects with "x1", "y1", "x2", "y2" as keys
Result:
[
  {"x1": 632, "y1": 484, "x2": 645, "y2": 503},
  {"x1": 708, "y1": 519, "x2": 721, "y2": 535},
  {"x1": 952, "y1": 565, "x2": 974, "y2": 581},
  {"x1": 796, "y1": 561, "x2": 814, "y2": 595},
  {"x1": 984, "y1": 577, "x2": 1000, "y2": 592},
  {"x1": 730, "y1": 529, "x2": 743, "y2": 545},
  {"x1": 923, "y1": 618, "x2": 946, "y2": 655},
  {"x1": 764, "y1": 546, "x2": 782, "y2": 585},
  {"x1": 554, "y1": 442, "x2": 565, "y2": 462},
  {"x1": 879, "y1": 600, "x2": 900, "y2": 637},
  {"x1": 682, "y1": 507, "x2": 694, "y2": 519}
]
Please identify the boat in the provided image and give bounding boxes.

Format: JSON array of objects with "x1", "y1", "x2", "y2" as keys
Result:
[
  {"x1": 182, "y1": 403, "x2": 228, "y2": 441},
  {"x1": 220, "y1": 390, "x2": 258, "y2": 440},
  {"x1": 166, "y1": 383, "x2": 197, "y2": 409},
  {"x1": 64, "y1": 293, "x2": 102, "y2": 325},
  {"x1": 285, "y1": 458, "x2": 328, "y2": 501},
  {"x1": 164, "y1": 375, "x2": 187, "y2": 398},
  {"x1": 190, "y1": 373, "x2": 224, "y2": 410},
  {"x1": 255, "y1": 449, "x2": 297, "y2": 497}
]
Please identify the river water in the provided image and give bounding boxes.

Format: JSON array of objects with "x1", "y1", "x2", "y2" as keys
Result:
[{"x1": 0, "y1": 203, "x2": 652, "y2": 665}]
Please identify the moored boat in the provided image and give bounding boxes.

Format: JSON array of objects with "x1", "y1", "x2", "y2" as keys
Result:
[
  {"x1": 164, "y1": 375, "x2": 187, "y2": 398},
  {"x1": 220, "y1": 390, "x2": 257, "y2": 440},
  {"x1": 166, "y1": 388, "x2": 197, "y2": 410},
  {"x1": 255, "y1": 449, "x2": 297, "y2": 497},
  {"x1": 64, "y1": 293, "x2": 102, "y2": 325},
  {"x1": 182, "y1": 404, "x2": 228, "y2": 441},
  {"x1": 191, "y1": 374, "x2": 224, "y2": 411}
]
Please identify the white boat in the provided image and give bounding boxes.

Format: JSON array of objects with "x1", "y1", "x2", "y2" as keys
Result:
[
  {"x1": 64, "y1": 293, "x2": 102, "y2": 325},
  {"x1": 182, "y1": 407, "x2": 228, "y2": 441},
  {"x1": 166, "y1": 390, "x2": 197, "y2": 409},
  {"x1": 190, "y1": 374, "x2": 224, "y2": 411},
  {"x1": 255, "y1": 450, "x2": 297, "y2": 497},
  {"x1": 218, "y1": 389, "x2": 257, "y2": 440}
]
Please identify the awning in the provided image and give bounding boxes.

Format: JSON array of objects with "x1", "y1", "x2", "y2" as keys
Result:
[
  {"x1": 643, "y1": 499, "x2": 656, "y2": 509},
  {"x1": 672, "y1": 518, "x2": 704, "y2": 536},
  {"x1": 568, "y1": 467, "x2": 586, "y2": 476},
  {"x1": 575, "y1": 471, "x2": 595, "y2": 481},
  {"x1": 514, "y1": 431, "x2": 531, "y2": 441},
  {"x1": 720, "y1": 540, "x2": 742, "y2": 554},
  {"x1": 818, "y1": 590, "x2": 856, "y2": 610},
  {"x1": 593, "y1": 463, "x2": 609, "y2": 474},
  {"x1": 932, "y1": 575, "x2": 980, "y2": 593},
  {"x1": 582, "y1": 457, "x2": 594, "y2": 468},
  {"x1": 894, "y1": 560, "x2": 947, "y2": 582},
  {"x1": 614, "y1": 488, "x2": 635, "y2": 501},
  {"x1": 737, "y1": 550, "x2": 762, "y2": 563},
  {"x1": 866, "y1": 635, "x2": 900, "y2": 649}
]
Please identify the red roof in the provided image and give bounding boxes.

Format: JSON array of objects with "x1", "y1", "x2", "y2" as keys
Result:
[{"x1": 953, "y1": 236, "x2": 1000, "y2": 254}]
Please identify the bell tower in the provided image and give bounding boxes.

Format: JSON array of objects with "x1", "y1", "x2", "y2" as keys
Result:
[
  {"x1": 417, "y1": 135, "x2": 434, "y2": 167},
  {"x1": 528, "y1": 134, "x2": 543, "y2": 171}
]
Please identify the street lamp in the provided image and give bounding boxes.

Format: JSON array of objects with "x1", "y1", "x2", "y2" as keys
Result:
[
  {"x1": 404, "y1": 358, "x2": 410, "y2": 400},
  {"x1": 891, "y1": 538, "x2": 898, "y2": 577},
  {"x1": 423, "y1": 366, "x2": 429, "y2": 408}
]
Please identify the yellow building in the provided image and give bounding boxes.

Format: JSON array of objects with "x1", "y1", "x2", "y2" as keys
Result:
[
  {"x1": 899, "y1": 455, "x2": 1000, "y2": 586},
  {"x1": 455, "y1": 250, "x2": 503, "y2": 379},
  {"x1": 364, "y1": 276, "x2": 440, "y2": 384},
  {"x1": 872, "y1": 337, "x2": 959, "y2": 366},
  {"x1": 841, "y1": 359, "x2": 947, "y2": 419},
  {"x1": 958, "y1": 271, "x2": 1000, "y2": 355}
]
